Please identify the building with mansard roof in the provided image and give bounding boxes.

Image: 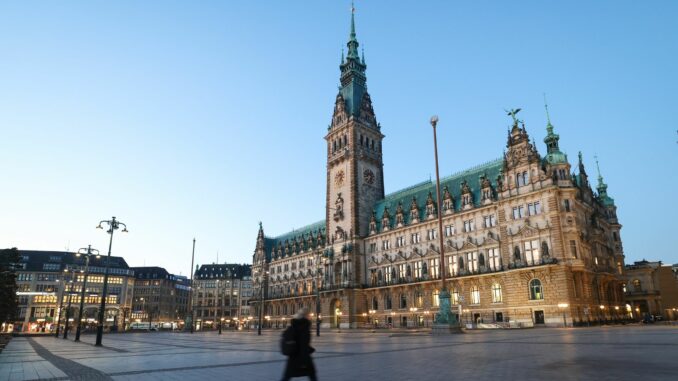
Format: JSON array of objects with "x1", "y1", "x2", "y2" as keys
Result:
[
  {"x1": 191, "y1": 263, "x2": 253, "y2": 330},
  {"x1": 252, "y1": 11, "x2": 626, "y2": 329}
]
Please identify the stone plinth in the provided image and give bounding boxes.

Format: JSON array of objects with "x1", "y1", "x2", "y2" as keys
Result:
[{"x1": 431, "y1": 324, "x2": 463, "y2": 335}]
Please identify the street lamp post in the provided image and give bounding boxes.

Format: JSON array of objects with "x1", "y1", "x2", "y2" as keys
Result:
[
  {"x1": 54, "y1": 270, "x2": 67, "y2": 338},
  {"x1": 315, "y1": 250, "x2": 321, "y2": 337},
  {"x1": 428, "y1": 116, "x2": 456, "y2": 329},
  {"x1": 188, "y1": 238, "x2": 196, "y2": 333},
  {"x1": 218, "y1": 280, "x2": 223, "y2": 335},
  {"x1": 63, "y1": 270, "x2": 75, "y2": 339},
  {"x1": 75, "y1": 246, "x2": 100, "y2": 341},
  {"x1": 257, "y1": 264, "x2": 268, "y2": 336},
  {"x1": 95, "y1": 217, "x2": 128, "y2": 346}
]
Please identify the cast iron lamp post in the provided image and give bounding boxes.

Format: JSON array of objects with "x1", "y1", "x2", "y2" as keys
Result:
[
  {"x1": 95, "y1": 216, "x2": 128, "y2": 346},
  {"x1": 75, "y1": 246, "x2": 100, "y2": 341},
  {"x1": 428, "y1": 116, "x2": 456, "y2": 328},
  {"x1": 54, "y1": 268, "x2": 69, "y2": 338},
  {"x1": 63, "y1": 267, "x2": 75, "y2": 339},
  {"x1": 257, "y1": 266, "x2": 269, "y2": 336}
]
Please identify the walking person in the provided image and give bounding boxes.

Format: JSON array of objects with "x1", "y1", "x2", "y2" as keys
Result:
[{"x1": 281, "y1": 307, "x2": 317, "y2": 381}]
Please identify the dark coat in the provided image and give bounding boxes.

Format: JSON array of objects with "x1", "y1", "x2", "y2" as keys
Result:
[{"x1": 283, "y1": 318, "x2": 316, "y2": 378}]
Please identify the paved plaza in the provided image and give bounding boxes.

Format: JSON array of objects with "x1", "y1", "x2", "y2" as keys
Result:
[{"x1": 1, "y1": 326, "x2": 677, "y2": 381}]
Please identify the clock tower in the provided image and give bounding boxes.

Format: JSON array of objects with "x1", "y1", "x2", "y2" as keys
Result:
[{"x1": 326, "y1": 9, "x2": 384, "y2": 246}]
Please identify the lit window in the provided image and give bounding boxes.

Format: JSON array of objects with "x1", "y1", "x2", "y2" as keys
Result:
[
  {"x1": 492, "y1": 283, "x2": 502, "y2": 303},
  {"x1": 466, "y1": 252, "x2": 478, "y2": 272},
  {"x1": 470, "y1": 285, "x2": 480, "y2": 304},
  {"x1": 432, "y1": 290, "x2": 440, "y2": 307},
  {"x1": 524, "y1": 240, "x2": 541, "y2": 265},
  {"x1": 451, "y1": 289, "x2": 459, "y2": 304},
  {"x1": 429, "y1": 258, "x2": 439, "y2": 279},
  {"x1": 487, "y1": 248, "x2": 501, "y2": 271},
  {"x1": 529, "y1": 279, "x2": 543, "y2": 300},
  {"x1": 447, "y1": 255, "x2": 458, "y2": 276}
]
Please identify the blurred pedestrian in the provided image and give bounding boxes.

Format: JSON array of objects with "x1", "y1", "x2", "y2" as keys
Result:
[{"x1": 281, "y1": 307, "x2": 317, "y2": 381}]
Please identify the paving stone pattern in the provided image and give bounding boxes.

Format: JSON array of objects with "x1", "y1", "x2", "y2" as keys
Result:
[{"x1": 1, "y1": 326, "x2": 677, "y2": 381}]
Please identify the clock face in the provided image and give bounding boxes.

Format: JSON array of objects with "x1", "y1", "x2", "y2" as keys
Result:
[
  {"x1": 363, "y1": 169, "x2": 375, "y2": 185},
  {"x1": 334, "y1": 170, "x2": 345, "y2": 187}
]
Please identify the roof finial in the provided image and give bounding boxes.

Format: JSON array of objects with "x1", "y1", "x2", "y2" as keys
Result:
[{"x1": 543, "y1": 93, "x2": 551, "y2": 124}]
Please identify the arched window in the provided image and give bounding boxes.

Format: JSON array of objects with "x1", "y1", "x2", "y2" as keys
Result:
[
  {"x1": 470, "y1": 285, "x2": 480, "y2": 304},
  {"x1": 371, "y1": 296, "x2": 378, "y2": 311},
  {"x1": 399, "y1": 294, "x2": 407, "y2": 309},
  {"x1": 385, "y1": 294, "x2": 393, "y2": 310},
  {"x1": 492, "y1": 283, "x2": 502, "y2": 303},
  {"x1": 529, "y1": 279, "x2": 543, "y2": 300},
  {"x1": 478, "y1": 253, "x2": 486, "y2": 267}
]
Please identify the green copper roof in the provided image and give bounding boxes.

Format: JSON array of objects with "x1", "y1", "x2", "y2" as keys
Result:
[
  {"x1": 264, "y1": 220, "x2": 326, "y2": 261},
  {"x1": 339, "y1": 6, "x2": 367, "y2": 117},
  {"x1": 373, "y1": 158, "x2": 503, "y2": 230},
  {"x1": 542, "y1": 100, "x2": 567, "y2": 166},
  {"x1": 595, "y1": 156, "x2": 615, "y2": 207}
]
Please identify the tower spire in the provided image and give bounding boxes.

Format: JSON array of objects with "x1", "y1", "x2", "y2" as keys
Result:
[
  {"x1": 338, "y1": 1, "x2": 368, "y2": 117},
  {"x1": 544, "y1": 93, "x2": 553, "y2": 135}
]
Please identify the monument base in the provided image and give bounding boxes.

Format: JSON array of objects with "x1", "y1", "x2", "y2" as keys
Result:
[{"x1": 431, "y1": 324, "x2": 463, "y2": 335}]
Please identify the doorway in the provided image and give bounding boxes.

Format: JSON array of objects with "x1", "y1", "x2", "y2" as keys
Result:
[{"x1": 534, "y1": 310, "x2": 545, "y2": 324}]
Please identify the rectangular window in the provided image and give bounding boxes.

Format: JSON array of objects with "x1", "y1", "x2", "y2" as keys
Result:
[
  {"x1": 444, "y1": 225, "x2": 455, "y2": 237},
  {"x1": 384, "y1": 266, "x2": 392, "y2": 282},
  {"x1": 569, "y1": 240, "x2": 578, "y2": 258},
  {"x1": 397, "y1": 236, "x2": 406, "y2": 247},
  {"x1": 42, "y1": 263, "x2": 60, "y2": 271},
  {"x1": 398, "y1": 263, "x2": 407, "y2": 280},
  {"x1": 429, "y1": 258, "x2": 439, "y2": 279},
  {"x1": 414, "y1": 261, "x2": 423, "y2": 278},
  {"x1": 466, "y1": 252, "x2": 478, "y2": 272},
  {"x1": 470, "y1": 287, "x2": 480, "y2": 305},
  {"x1": 487, "y1": 248, "x2": 500, "y2": 271},
  {"x1": 564, "y1": 199, "x2": 571, "y2": 212},
  {"x1": 463, "y1": 220, "x2": 475, "y2": 232},
  {"x1": 512, "y1": 206, "x2": 526, "y2": 219},
  {"x1": 483, "y1": 215, "x2": 497, "y2": 228},
  {"x1": 451, "y1": 289, "x2": 459, "y2": 304},
  {"x1": 524, "y1": 240, "x2": 541, "y2": 265},
  {"x1": 528, "y1": 201, "x2": 542, "y2": 216},
  {"x1": 427, "y1": 229, "x2": 437, "y2": 241},
  {"x1": 447, "y1": 255, "x2": 458, "y2": 276},
  {"x1": 432, "y1": 290, "x2": 440, "y2": 307},
  {"x1": 411, "y1": 233, "x2": 421, "y2": 244},
  {"x1": 369, "y1": 243, "x2": 377, "y2": 253},
  {"x1": 382, "y1": 240, "x2": 391, "y2": 250}
]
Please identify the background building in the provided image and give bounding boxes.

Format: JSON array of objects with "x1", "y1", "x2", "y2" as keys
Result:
[
  {"x1": 130, "y1": 267, "x2": 190, "y2": 328},
  {"x1": 252, "y1": 12, "x2": 626, "y2": 329},
  {"x1": 625, "y1": 260, "x2": 678, "y2": 320},
  {"x1": 14, "y1": 250, "x2": 134, "y2": 333},
  {"x1": 192, "y1": 263, "x2": 252, "y2": 330}
]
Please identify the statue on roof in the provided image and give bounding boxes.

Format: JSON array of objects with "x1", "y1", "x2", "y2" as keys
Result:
[{"x1": 505, "y1": 108, "x2": 522, "y2": 125}]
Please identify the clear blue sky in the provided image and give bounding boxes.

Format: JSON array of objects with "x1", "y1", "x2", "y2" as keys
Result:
[{"x1": 1, "y1": 1, "x2": 676, "y2": 275}]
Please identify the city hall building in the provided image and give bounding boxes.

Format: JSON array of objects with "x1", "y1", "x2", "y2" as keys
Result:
[{"x1": 252, "y1": 12, "x2": 626, "y2": 329}]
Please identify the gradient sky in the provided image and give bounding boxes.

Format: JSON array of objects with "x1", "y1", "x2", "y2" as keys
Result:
[{"x1": 1, "y1": 1, "x2": 676, "y2": 276}]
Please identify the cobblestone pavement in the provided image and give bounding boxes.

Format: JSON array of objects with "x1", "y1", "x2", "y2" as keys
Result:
[{"x1": 1, "y1": 326, "x2": 677, "y2": 381}]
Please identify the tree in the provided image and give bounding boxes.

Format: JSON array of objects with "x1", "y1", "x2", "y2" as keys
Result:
[{"x1": 0, "y1": 248, "x2": 20, "y2": 326}]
